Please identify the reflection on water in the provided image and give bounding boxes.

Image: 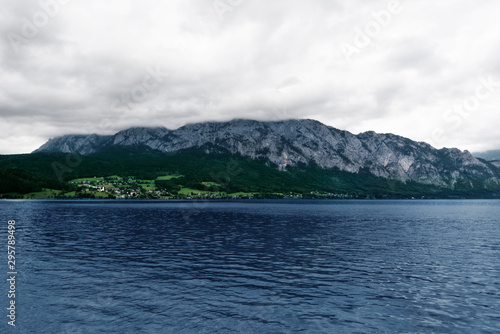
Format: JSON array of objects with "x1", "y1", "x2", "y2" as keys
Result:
[{"x1": 1, "y1": 200, "x2": 500, "y2": 333}]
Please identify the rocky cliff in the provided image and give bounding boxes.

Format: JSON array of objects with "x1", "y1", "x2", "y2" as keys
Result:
[{"x1": 34, "y1": 119, "x2": 500, "y2": 187}]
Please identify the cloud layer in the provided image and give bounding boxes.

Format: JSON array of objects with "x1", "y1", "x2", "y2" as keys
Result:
[{"x1": 1, "y1": 0, "x2": 500, "y2": 154}]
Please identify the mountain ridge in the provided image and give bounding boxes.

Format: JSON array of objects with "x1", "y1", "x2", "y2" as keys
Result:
[
  {"x1": 474, "y1": 150, "x2": 500, "y2": 162},
  {"x1": 34, "y1": 118, "x2": 500, "y2": 189}
]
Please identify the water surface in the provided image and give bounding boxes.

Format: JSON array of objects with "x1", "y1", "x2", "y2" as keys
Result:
[{"x1": 1, "y1": 200, "x2": 499, "y2": 333}]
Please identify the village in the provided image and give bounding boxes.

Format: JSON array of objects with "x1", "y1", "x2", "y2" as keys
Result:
[
  {"x1": 64, "y1": 175, "x2": 290, "y2": 199},
  {"x1": 68, "y1": 175, "x2": 218, "y2": 199},
  {"x1": 64, "y1": 175, "x2": 354, "y2": 200}
]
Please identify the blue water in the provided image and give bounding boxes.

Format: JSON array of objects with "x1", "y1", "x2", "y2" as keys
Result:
[{"x1": 1, "y1": 200, "x2": 500, "y2": 333}]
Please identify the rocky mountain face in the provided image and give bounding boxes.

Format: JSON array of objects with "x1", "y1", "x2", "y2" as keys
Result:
[{"x1": 34, "y1": 119, "x2": 500, "y2": 188}]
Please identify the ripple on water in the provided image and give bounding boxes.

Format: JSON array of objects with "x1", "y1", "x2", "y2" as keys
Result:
[{"x1": 1, "y1": 199, "x2": 499, "y2": 333}]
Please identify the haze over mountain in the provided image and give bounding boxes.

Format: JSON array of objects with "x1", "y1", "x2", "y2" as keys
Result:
[
  {"x1": 34, "y1": 119, "x2": 500, "y2": 189},
  {"x1": 474, "y1": 150, "x2": 500, "y2": 162}
]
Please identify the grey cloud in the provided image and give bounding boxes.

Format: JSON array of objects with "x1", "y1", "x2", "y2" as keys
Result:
[
  {"x1": 386, "y1": 38, "x2": 445, "y2": 74},
  {"x1": 1, "y1": 0, "x2": 500, "y2": 153}
]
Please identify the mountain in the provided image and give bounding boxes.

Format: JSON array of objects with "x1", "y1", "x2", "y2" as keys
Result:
[
  {"x1": 474, "y1": 150, "x2": 500, "y2": 162},
  {"x1": 34, "y1": 119, "x2": 500, "y2": 189}
]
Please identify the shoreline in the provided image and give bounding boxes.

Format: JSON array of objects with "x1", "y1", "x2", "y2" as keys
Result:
[{"x1": 2, "y1": 197, "x2": 500, "y2": 202}]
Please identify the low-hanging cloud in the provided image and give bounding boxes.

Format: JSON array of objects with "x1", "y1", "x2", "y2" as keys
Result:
[{"x1": 1, "y1": 0, "x2": 500, "y2": 154}]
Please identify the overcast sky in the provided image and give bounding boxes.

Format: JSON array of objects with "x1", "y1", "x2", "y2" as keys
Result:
[{"x1": 1, "y1": 0, "x2": 500, "y2": 154}]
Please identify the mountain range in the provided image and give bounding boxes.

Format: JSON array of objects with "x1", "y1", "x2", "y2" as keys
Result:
[
  {"x1": 34, "y1": 119, "x2": 500, "y2": 190},
  {"x1": 473, "y1": 150, "x2": 500, "y2": 162}
]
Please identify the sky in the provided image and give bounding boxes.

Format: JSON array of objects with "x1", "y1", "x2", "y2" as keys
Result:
[{"x1": 1, "y1": 0, "x2": 500, "y2": 154}]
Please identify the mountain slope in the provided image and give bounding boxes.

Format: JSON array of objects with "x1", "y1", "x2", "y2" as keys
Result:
[
  {"x1": 34, "y1": 119, "x2": 499, "y2": 188},
  {"x1": 474, "y1": 150, "x2": 500, "y2": 162},
  {"x1": 2, "y1": 146, "x2": 473, "y2": 198}
]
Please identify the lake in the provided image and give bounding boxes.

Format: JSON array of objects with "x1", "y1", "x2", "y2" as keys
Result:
[{"x1": 1, "y1": 199, "x2": 499, "y2": 333}]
